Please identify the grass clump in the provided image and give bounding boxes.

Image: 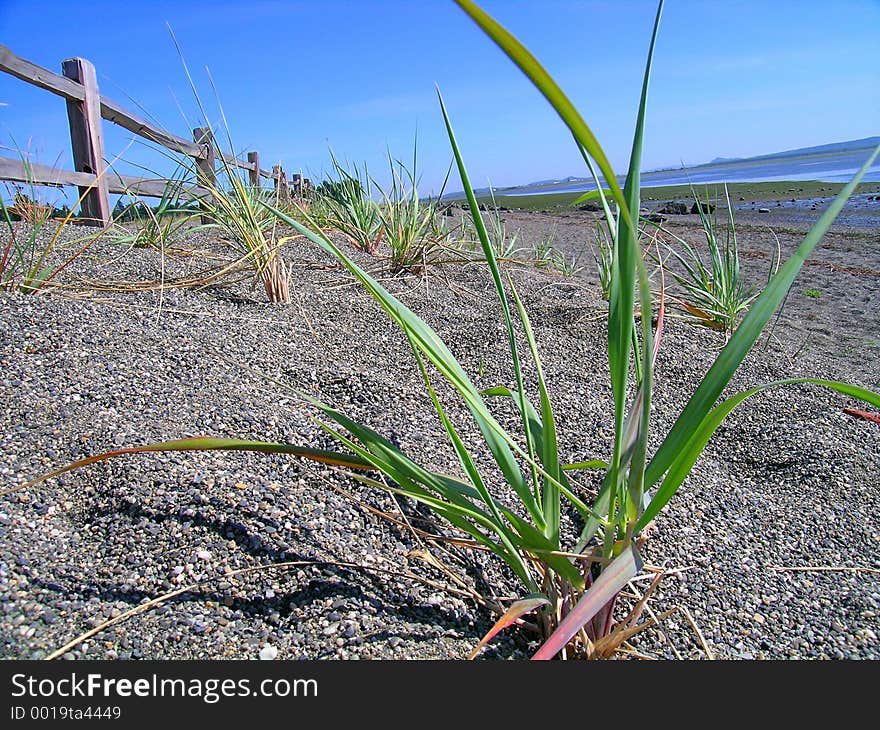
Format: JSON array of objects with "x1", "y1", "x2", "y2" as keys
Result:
[
  {"x1": 376, "y1": 147, "x2": 447, "y2": 274},
  {"x1": 803, "y1": 288, "x2": 822, "y2": 299},
  {"x1": 316, "y1": 154, "x2": 383, "y2": 254},
  {"x1": 200, "y1": 177, "x2": 292, "y2": 303},
  {"x1": 314, "y1": 146, "x2": 448, "y2": 274},
  {"x1": 481, "y1": 191, "x2": 522, "y2": 261},
  {"x1": 529, "y1": 228, "x2": 583, "y2": 276},
  {"x1": 590, "y1": 220, "x2": 614, "y2": 299},
  {"x1": 109, "y1": 174, "x2": 198, "y2": 251},
  {"x1": 266, "y1": 0, "x2": 880, "y2": 658},
  {"x1": 1, "y1": 164, "x2": 102, "y2": 294},
  {"x1": 664, "y1": 184, "x2": 779, "y2": 338}
]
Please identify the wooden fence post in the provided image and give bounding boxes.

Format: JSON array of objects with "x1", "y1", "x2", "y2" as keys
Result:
[
  {"x1": 193, "y1": 127, "x2": 215, "y2": 223},
  {"x1": 272, "y1": 164, "x2": 289, "y2": 204},
  {"x1": 247, "y1": 151, "x2": 260, "y2": 189},
  {"x1": 61, "y1": 57, "x2": 110, "y2": 226}
]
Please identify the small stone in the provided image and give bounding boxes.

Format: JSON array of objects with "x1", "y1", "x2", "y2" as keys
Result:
[
  {"x1": 259, "y1": 644, "x2": 278, "y2": 660},
  {"x1": 753, "y1": 613, "x2": 765, "y2": 625},
  {"x1": 196, "y1": 550, "x2": 211, "y2": 561},
  {"x1": 41, "y1": 609, "x2": 58, "y2": 625}
]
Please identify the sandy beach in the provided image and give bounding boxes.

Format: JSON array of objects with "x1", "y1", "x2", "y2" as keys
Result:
[{"x1": 1, "y1": 191, "x2": 878, "y2": 660}]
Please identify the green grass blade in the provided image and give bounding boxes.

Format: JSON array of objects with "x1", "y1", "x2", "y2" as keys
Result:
[
  {"x1": 308, "y1": 397, "x2": 487, "y2": 510},
  {"x1": 314, "y1": 415, "x2": 538, "y2": 589},
  {"x1": 447, "y1": 0, "x2": 665, "y2": 545},
  {"x1": 482, "y1": 385, "x2": 603, "y2": 525},
  {"x1": 499, "y1": 509, "x2": 584, "y2": 588},
  {"x1": 452, "y1": 0, "x2": 630, "y2": 216},
  {"x1": 572, "y1": 188, "x2": 610, "y2": 206},
  {"x1": 266, "y1": 202, "x2": 543, "y2": 526},
  {"x1": 436, "y1": 88, "x2": 544, "y2": 517},
  {"x1": 609, "y1": 0, "x2": 662, "y2": 440},
  {"x1": 349, "y1": 473, "x2": 533, "y2": 588},
  {"x1": 4, "y1": 437, "x2": 372, "y2": 497},
  {"x1": 638, "y1": 378, "x2": 880, "y2": 531},
  {"x1": 406, "y1": 334, "x2": 530, "y2": 569},
  {"x1": 563, "y1": 460, "x2": 609, "y2": 471},
  {"x1": 510, "y1": 281, "x2": 561, "y2": 543},
  {"x1": 483, "y1": 386, "x2": 543, "y2": 444}
]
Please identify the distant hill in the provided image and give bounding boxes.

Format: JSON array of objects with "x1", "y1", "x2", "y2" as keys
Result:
[{"x1": 692, "y1": 136, "x2": 880, "y2": 168}]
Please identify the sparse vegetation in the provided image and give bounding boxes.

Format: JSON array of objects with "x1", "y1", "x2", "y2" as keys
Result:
[
  {"x1": 591, "y1": 219, "x2": 614, "y2": 299},
  {"x1": 664, "y1": 184, "x2": 780, "y2": 339},
  {"x1": 19, "y1": 0, "x2": 880, "y2": 663},
  {"x1": 1, "y1": 157, "x2": 102, "y2": 294},
  {"x1": 316, "y1": 154, "x2": 383, "y2": 254},
  {"x1": 375, "y1": 148, "x2": 447, "y2": 274},
  {"x1": 108, "y1": 174, "x2": 197, "y2": 250}
]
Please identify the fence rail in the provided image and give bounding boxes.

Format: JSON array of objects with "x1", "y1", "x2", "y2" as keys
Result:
[
  {"x1": 0, "y1": 44, "x2": 308, "y2": 226},
  {"x1": 0, "y1": 156, "x2": 209, "y2": 200}
]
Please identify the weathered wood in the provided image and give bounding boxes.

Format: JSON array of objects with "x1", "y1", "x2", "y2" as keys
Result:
[
  {"x1": 193, "y1": 128, "x2": 216, "y2": 186},
  {"x1": 193, "y1": 128, "x2": 216, "y2": 222},
  {"x1": 112, "y1": 178, "x2": 208, "y2": 201},
  {"x1": 0, "y1": 156, "x2": 209, "y2": 201},
  {"x1": 272, "y1": 164, "x2": 290, "y2": 204},
  {"x1": 62, "y1": 57, "x2": 111, "y2": 226},
  {"x1": 0, "y1": 155, "x2": 95, "y2": 189},
  {"x1": 221, "y1": 151, "x2": 257, "y2": 172},
  {"x1": 247, "y1": 152, "x2": 260, "y2": 189},
  {"x1": 0, "y1": 44, "x2": 85, "y2": 101},
  {"x1": 100, "y1": 98, "x2": 202, "y2": 157}
]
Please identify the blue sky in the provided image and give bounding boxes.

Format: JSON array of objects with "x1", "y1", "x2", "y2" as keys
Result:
[{"x1": 1, "y1": 0, "x2": 878, "y2": 199}]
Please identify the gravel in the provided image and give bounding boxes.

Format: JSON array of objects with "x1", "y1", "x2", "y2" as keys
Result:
[{"x1": 1, "y1": 213, "x2": 878, "y2": 660}]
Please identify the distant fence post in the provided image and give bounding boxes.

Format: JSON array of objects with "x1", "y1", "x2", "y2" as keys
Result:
[
  {"x1": 61, "y1": 57, "x2": 111, "y2": 226},
  {"x1": 247, "y1": 152, "x2": 260, "y2": 190},
  {"x1": 272, "y1": 164, "x2": 289, "y2": 204},
  {"x1": 193, "y1": 127, "x2": 215, "y2": 223}
]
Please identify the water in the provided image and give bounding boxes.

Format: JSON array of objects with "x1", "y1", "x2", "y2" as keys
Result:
[{"x1": 503, "y1": 146, "x2": 880, "y2": 196}]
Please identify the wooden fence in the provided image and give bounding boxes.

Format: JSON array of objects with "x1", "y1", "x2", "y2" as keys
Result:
[{"x1": 0, "y1": 44, "x2": 311, "y2": 226}]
